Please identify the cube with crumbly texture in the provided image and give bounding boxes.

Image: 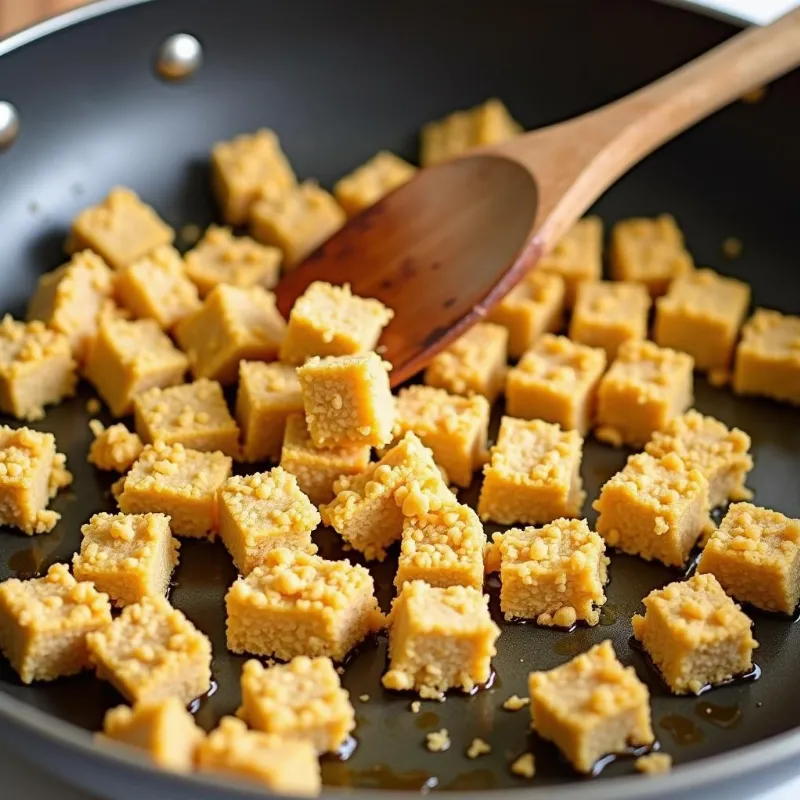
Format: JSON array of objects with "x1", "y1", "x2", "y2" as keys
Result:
[
  {"x1": 84, "y1": 314, "x2": 188, "y2": 417},
  {"x1": 610, "y1": 214, "x2": 693, "y2": 297},
  {"x1": 487, "y1": 270, "x2": 565, "y2": 358},
  {"x1": 175, "y1": 285, "x2": 286, "y2": 385},
  {"x1": 251, "y1": 181, "x2": 345, "y2": 268},
  {"x1": 101, "y1": 697, "x2": 205, "y2": 771},
  {"x1": 134, "y1": 379, "x2": 239, "y2": 457},
  {"x1": 218, "y1": 468, "x2": 319, "y2": 576},
  {"x1": 279, "y1": 281, "x2": 394, "y2": 366},
  {"x1": 393, "y1": 385, "x2": 489, "y2": 487},
  {"x1": 238, "y1": 656, "x2": 355, "y2": 753},
  {"x1": 334, "y1": 151, "x2": 417, "y2": 217},
  {"x1": 655, "y1": 269, "x2": 750, "y2": 376},
  {"x1": 569, "y1": 281, "x2": 651, "y2": 360},
  {"x1": 420, "y1": 98, "x2": 521, "y2": 166},
  {"x1": 395, "y1": 503, "x2": 486, "y2": 591},
  {"x1": 236, "y1": 361, "x2": 302, "y2": 463},
  {"x1": 197, "y1": 716, "x2": 320, "y2": 796},
  {"x1": 225, "y1": 548, "x2": 382, "y2": 662},
  {"x1": 27, "y1": 250, "x2": 115, "y2": 363},
  {"x1": 506, "y1": 334, "x2": 606, "y2": 434},
  {"x1": 0, "y1": 564, "x2": 112, "y2": 684},
  {"x1": 478, "y1": 417, "x2": 585, "y2": 525},
  {"x1": 528, "y1": 640, "x2": 654, "y2": 774},
  {"x1": 184, "y1": 226, "x2": 282, "y2": 297},
  {"x1": 698, "y1": 502, "x2": 800, "y2": 614},
  {"x1": 115, "y1": 245, "x2": 200, "y2": 331},
  {"x1": 298, "y1": 352, "x2": 394, "y2": 449},
  {"x1": 117, "y1": 442, "x2": 232, "y2": 538},
  {"x1": 321, "y1": 432, "x2": 455, "y2": 561},
  {"x1": 72, "y1": 512, "x2": 179, "y2": 607},
  {"x1": 424, "y1": 323, "x2": 508, "y2": 403},
  {"x1": 280, "y1": 412, "x2": 370, "y2": 506},
  {"x1": 645, "y1": 411, "x2": 752, "y2": 507},
  {"x1": 594, "y1": 452, "x2": 709, "y2": 567},
  {"x1": 595, "y1": 339, "x2": 694, "y2": 448},
  {"x1": 382, "y1": 581, "x2": 499, "y2": 699},
  {"x1": 67, "y1": 187, "x2": 174, "y2": 270},
  {"x1": 632, "y1": 573, "x2": 757, "y2": 694},
  {"x1": 88, "y1": 420, "x2": 143, "y2": 473},
  {"x1": 0, "y1": 425, "x2": 71, "y2": 535},
  {"x1": 538, "y1": 216, "x2": 604, "y2": 307},
  {"x1": 211, "y1": 129, "x2": 296, "y2": 226},
  {"x1": 733, "y1": 309, "x2": 800, "y2": 405},
  {"x1": 0, "y1": 316, "x2": 76, "y2": 421},
  {"x1": 491, "y1": 519, "x2": 608, "y2": 626}
]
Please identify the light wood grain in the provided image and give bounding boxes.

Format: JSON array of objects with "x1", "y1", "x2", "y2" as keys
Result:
[{"x1": 0, "y1": 0, "x2": 89, "y2": 36}]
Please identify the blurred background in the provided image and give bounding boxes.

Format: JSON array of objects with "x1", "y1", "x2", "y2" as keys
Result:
[{"x1": 0, "y1": 0, "x2": 86, "y2": 35}]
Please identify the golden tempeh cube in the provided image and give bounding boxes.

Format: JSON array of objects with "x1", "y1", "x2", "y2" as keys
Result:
[
  {"x1": 610, "y1": 214, "x2": 693, "y2": 297},
  {"x1": 424, "y1": 322, "x2": 508, "y2": 404},
  {"x1": 175, "y1": 284, "x2": 286, "y2": 385},
  {"x1": 134, "y1": 379, "x2": 240, "y2": 457},
  {"x1": 87, "y1": 420, "x2": 143, "y2": 473},
  {"x1": 250, "y1": 181, "x2": 345, "y2": 268},
  {"x1": 655, "y1": 268, "x2": 750, "y2": 373},
  {"x1": 238, "y1": 656, "x2": 355, "y2": 754},
  {"x1": 87, "y1": 595, "x2": 212, "y2": 705},
  {"x1": 83, "y1": 314, "x2": 187, "y2": 418},
  {"x1": 382, "y1": 581, "x2": 499, "y2": 699},
  {"x1": 67, "y1": 187, "x2": 174, "y2": 270},
  {"x1": 698, "y1": 502, "x2": 800, "y2": 614},
  {"x1": 645, "y1": 410, "x2": 752, "y2": 507},
  {"x1": 569, "y1": 280, "x2": 651, "y2": 360},
  {"x1": 101, "y1": 697, "x2": 205, "y2": 772},
  {"x1": 279, "y1": 281, "x2": 394, "y2": 366},
  {"x1": 0, "y1": 316, "x2": 76, "y2": 422},
  {"x1": 298, "y1": 352, "x2": 395, "y2": 449},
  {"x1": 487, "y1": 270, "x2": 565, "y2": 358},
  {"x1": 393, "y1": 385, "x2": 489, "y2": 487},
  {"x1": 334, "y1": 151, "x2": 417, "y2": 217},
  {"x1": 72, "y1": 512, "x2": 180, "y2": 607},
  {"x1": 225, "y1": 548, "x2": 382, "y2": 662},
  {"x1": 478, "y1": 417, "x2": 585, "y2": 525},
  {"x1": 395, "y1": 502, "x2": 486, "y2": 591},
  {"x1": 420, "y1": 98, "x2": 521, "y2": 166},
  {"x1": 595, "y1": 339, "x2": 693, "y2": 447},
  {"x1": 211, "y1": 129, "x2": 296, "y2": 226},
  {"x1": 632, "y1": 573, "x2": 757, "y2": 695},
  {"x1": 538, "y1": 216, "x2": 604, "y2": 307},
  {"x1": 0, "y1": 564, "x2": 111, "y2": 684},
  {"x1": 27, "y1": 250, "x2": 115, "y2": 363},
  {"x1": 280, "y1": 412, "x2": 370, "y2": 506},
  {"x1": 491, "y1": 519, "x2": 608, "y2": 626},
  {"x1": 117, "y1": 442, "x2": 232, "y2": 538},
  {"x1": 236, "y1": 361, "x2": 303, "y2": 463},
  {"x1": 733, "y1": 308, "x2": 800, "y2": 406},
  {"x1": 115, "y1": 245, "x2": 200, "y2": 331},
  {"x1": 506, "y1": 334, "x2": 606, "y2": 434},
  {"x1": 594, "y1": 452, "x2": 709, "y2": 567},
  {"x1": 528, "y1": 640, "x2": 654, "y2": 774},
  {"x1": 218, "y1": 468, "x2": 320, "y2": 576}
]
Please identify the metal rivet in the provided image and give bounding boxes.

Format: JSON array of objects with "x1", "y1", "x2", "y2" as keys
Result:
[
  {"x1": 156, "y1": 33, "x2": 202, "y2": 81},
  {"x1": 0, "y1": 101, "x2": 19, "y2": 150}
]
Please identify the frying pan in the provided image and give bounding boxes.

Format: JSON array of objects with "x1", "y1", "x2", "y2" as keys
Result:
[{"x1": 0, "y1": 0, "x2": 799, "y2": 798}]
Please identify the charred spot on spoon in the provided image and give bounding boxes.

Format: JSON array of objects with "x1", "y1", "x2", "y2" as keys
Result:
[
  {"x1": 443, "y1": 297, "x2": 456, "y2": 309},
  {"x1": 423, "y1": 325, "x2": 451, "y2": 350}
]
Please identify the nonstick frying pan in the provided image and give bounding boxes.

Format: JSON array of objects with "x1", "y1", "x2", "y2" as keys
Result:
[{"x1": 0, "y1": 0, "x2": 799, "y2": 798}]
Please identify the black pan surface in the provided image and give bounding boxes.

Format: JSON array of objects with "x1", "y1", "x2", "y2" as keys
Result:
[{"x1": 0, "y1": 1, "x2": 799, "y2": 798}]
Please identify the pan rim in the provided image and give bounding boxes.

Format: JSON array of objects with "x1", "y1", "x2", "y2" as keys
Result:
[{"x1": 0, "y1": 0, "x2": 798, "y2": 797}]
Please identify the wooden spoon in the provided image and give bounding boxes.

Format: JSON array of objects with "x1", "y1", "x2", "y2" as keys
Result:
[{"x1": 276, "y1": 9, "x2": 800, "y2": 386}]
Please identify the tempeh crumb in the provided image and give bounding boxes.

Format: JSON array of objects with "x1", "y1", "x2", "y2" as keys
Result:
[
  {"x1": 722, "y1": 237, "x2": 742, "y2": 259},
  {"x1": 511, "y1": 752, "x2": 536, "y2": 779},
  {"x1": 426, "y1": 729, "x2": 451, "y2": 753},
  {"x1": 466, "y1": 737, "x2": 491, "y2": 759},
  {"x1": 86, "y1": 397, "x2": 102, "y2": 414},
  {"x1": 359, "y1": 694, "x2": 370, "y2": 703},
  {"x1": 410, "y1": 700, "x2": 421, "y2": 713},
  {"x1": 502, "y1": 694, "x2": 530, "y2": 711},
  {"x1": 635, "y1": 752, "x2": 673, "y2": 774}
]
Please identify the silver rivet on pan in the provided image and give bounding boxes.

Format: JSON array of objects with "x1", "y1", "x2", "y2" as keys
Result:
[
  {"x1": 156, "y1": 33, "x2": 202, "y2": 81},
  {"x1": 0, "y1": 102, "x2": 19, "y2": 150}
]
